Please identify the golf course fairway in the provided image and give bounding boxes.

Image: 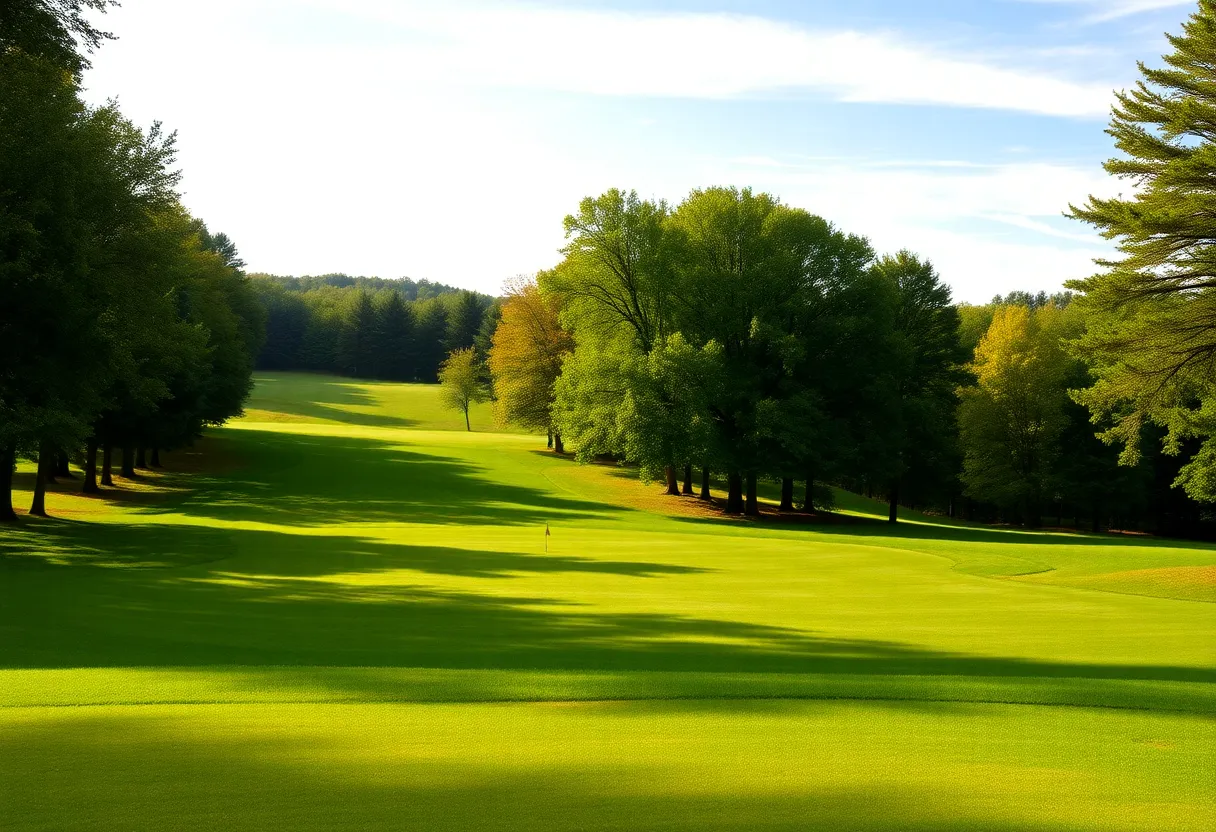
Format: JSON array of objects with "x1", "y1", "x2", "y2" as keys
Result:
[{"x1": 2, "y1": 372, "x2": 1213, "y2": 830}]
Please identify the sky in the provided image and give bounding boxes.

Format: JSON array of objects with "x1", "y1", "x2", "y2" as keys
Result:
[{"x1": 81, "y1": 0, "x2": 1196, "y2": 302}]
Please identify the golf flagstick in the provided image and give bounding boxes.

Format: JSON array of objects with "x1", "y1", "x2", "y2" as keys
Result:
[{"x1": 545, "y1": 522, "x2": 550, "y2": 552}]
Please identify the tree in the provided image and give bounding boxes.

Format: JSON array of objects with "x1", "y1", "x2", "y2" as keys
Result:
[
  {"x1": 337, "y1": 289, "x2": 376, "y2": 377},
  {"x1": 473, "y1": 299, "x2": 502, "y2": 362},
  {"x1": 958, "y1": 305, "x2": 1076, "y2": 526},
  {"x1": 251, "y1": 281, "x2": 310, "y2": 370},
  {"x1": 414, "y1": 300, "x2": 449, "y2": 382},
  {"x1": 0, "y1": 48, "x2": 183, "y2": 518},
  {"x1": 544, "y1": 189, "x2": 672, "y2": 352},
  {"x1": 438, "y1": 348, "x2": 489, "y2": 431},
  {"x1": 444, "y1": 290, "x2": 486, "y2": 354},
  {"x1": 668, "y1": 187, "x2": 884, "y2": 515},
  {"x1": 0, "y1": 0, "x2": 116, "y2": 76},
  {"x1": 487, "y1": 277, "x2": 572, "y2": 449},
  {"x1": 1067, "y1": 1, "x2": 1216, "y2": 502},
  {"x1": 665, "y1": 187, "x2": 788, "y2": 513},
  {"x1": 372, "y1": 290, "x2": 415, "y2": 381},
  {"x1": 871, "y1": 252, "x2": 967, "y2": 523}
]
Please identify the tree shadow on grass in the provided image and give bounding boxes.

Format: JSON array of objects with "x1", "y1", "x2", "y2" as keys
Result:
[
  {"x1": 1, "y1": 709, "x2": 1129, "y2": 832},
  {"x1": 119, "y1": 430, "x2": 625, "y2": 528},
  {"x1": 672, "y1": 508, "x2": 1216, "y2": 552},
  {"x1": 247, "y1": 374, "x2": 417, "y2": 428},
  {"x1": 2, "y1": 521, "x2": 1213, "y2": 696}
]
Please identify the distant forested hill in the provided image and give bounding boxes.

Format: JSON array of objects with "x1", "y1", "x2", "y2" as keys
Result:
[
  {"x1": 249, "y1": 273, "x2": 466, "y2": 302},
  {"x1": 248, "y1": 274, "x2": 500, "y2": 383}
]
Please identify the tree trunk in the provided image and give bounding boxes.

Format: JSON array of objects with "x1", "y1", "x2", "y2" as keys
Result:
[
  {"x1": 151, "y1": 447, "x2": 161, "y2": 468},
  {"x1": 101, "y1": 445, "x2": 114, "y2": 486},
  {"x1": 888, "y1": 480, "x2": 899, "y2": 524},
  {"x1": 83, "y1": 441, "x2": 100, "y2": 494},
  {"x1": 682, "y1": 464, "x2": 693, "y2": 495},
  {"x1": 699, "y1": 467, "x2": 711, "y2": 500},
  {"x1": 56, "y1": 452, "x2": 72, "y2": 478},
  {"x1": 780, "y1": 477, "x2": 794, "y2": 511},
  {"x1": 745, "y1": 472, "x2": 759, "y2": 516},
  {"x1": 725, "y1": 472, "x2": 743, "y2": 514},
  {"x1": 136, "y1": 446, "x2": 148, "y2": 469},
  {"x1": 121, "y1": 446, "x2": 135, "y2": 478},
  {"x1": 1026, "y1": 495, "x2": 1042, "y2": 529},
  {"x1": 30, "y1": 443, "x2": 50, "y2": 517},
  {"x1": 464, "y1": 408, "x2": 470, "y2": 431},
  {"x1": 553, "y1": 433, "x2": 565, "y2": 454},
  {"x1": 804, "y1": 475, "x2": 815, "y2": 513},
  {"x1": 664, "y1": 465, "x2": 680, "y2": 496},
  {"x1": 547, "y1": 431, "x2": 553, "y2": 449},
  {"x1": 1, "y1": 443, "x2": 16, "y2": 522}
]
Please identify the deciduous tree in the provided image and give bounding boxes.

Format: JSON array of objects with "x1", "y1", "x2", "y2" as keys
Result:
[
  {"x1": 438, "y1": 348, "x2": 490, "y2": 431},
  {"x1": 958, "y1": 305, "x2": 1077, "y2": 525},
  {"x1": 487, "y1": 277, "x2": 572, "y2": 449}
]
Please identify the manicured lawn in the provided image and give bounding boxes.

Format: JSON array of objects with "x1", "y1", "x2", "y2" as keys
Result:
[{"x1": 2, "y1": 372, "x2": 1213, "y2": 830}]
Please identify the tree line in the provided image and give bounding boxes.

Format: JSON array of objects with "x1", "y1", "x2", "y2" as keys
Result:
[
  {"x1": 1, "y1": 1, "x2": 264, "y2": 520},
  {"x1": 481, "y1": 5, "x2": 1216, "y2": 538},
  {"x1": 477, "y1": 184, "x2": 1210, "y2": 537},
  {"x1": 252, "y1": 276, "x2": 499, "y2": 383}
]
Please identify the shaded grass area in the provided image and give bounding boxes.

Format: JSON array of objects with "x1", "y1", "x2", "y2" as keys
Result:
[
  {"x1": 2, "y1": 520, "x2": 1213, "y2": 689},
  {"x1": 3, "y1": 702, "x2": 1212, "y2": 832},
  {"x1": 4, "y1": 667, "x2": 1214, "y2": 714},
  {"x1": 2, "y1": 373, "x2": 1215, "y2": 830}
]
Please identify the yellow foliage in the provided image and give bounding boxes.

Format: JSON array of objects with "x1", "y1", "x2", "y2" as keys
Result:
[{"x1": 487, "y1": 279, "x2": 573, "y2": 432}]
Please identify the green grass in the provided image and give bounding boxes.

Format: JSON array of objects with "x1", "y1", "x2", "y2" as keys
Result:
[{"x1": 2, "y1": 371, "x2": 1214, "y2": 831}]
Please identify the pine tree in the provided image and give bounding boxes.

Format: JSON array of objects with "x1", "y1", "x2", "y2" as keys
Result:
[
  {"x1": 444, "y1": 291, "x2": 485, "y2": 353},
  {"x1": 871, "y1": 251, "x2": 967, "y2": 523},
  {"x1": 337, "y1": 290, "x2": 377, "y2": 377},
  {"x1": 1068, "y1": 1, "x2": 1216, "y2": 501},
  {"x1": 373, "y1": 291, "x2": 415, "y2": 381}
]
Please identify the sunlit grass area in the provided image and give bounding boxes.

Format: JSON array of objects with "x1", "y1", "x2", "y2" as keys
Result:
[
  {"x1": 241, "y1": 371, "x2": 513, "y2": 432},
  {"x1": 2, "y1": 372, "x2": 1214, "y2": 831}
]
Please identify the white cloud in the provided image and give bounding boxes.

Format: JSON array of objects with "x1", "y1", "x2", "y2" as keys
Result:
[
  {"x1": 1016, "y1": 0, "x2": 1194, "y2": 24},
  {"x1": 721, "y1": 157, "x2": 1117, "y2": 301},
  {"x1": 78, "y1": 1, "x2": 1123, "y2": 303},
  {"x1": 296, "y1": 0, "x2": 1117, "y2": 118}
]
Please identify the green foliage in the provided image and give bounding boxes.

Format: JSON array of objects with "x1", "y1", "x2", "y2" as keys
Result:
[
  {"x1": 958, "y1": 305, "x2": 1080, "y2": 524},
  {"x1": 252, "y1": 272, "x2": 463, "y2": 300},
  {"x1": 413, "y1": 300, "x2": 450, "y2": 383},
  {"x1": 1067, "y1": 1, "x2": 1216, "y2": 501},
  {"x1": 0, "y1": 0, "x2": 116, "y2": 76},
  {"x1": 872, "y1": 251, "x2": 968, "y2": 511},
  {"x1": 556, "y1": 334, "x2": 723, "y2": 479},
  {"x1": 487, "y1": 280, "x2": 571, "y2": 436},
  {"x1": 249, "y1": 277, "x2": 492, "y2": 383},
  {"x1": 548, "y1": 189, "x2": 672, "y2": 351},
  {"x1": 438, "y1": 347, "x2": 490, "y2": 430},
  {"x1": 445, "y1": 290, "x2": 488, "y2": 354},
  {"x1": 337, "y1": 290, "x2": 377, "y2": 377},
  {"x1": 0, "y1": 46, "x2": 262, "y2": 516}
]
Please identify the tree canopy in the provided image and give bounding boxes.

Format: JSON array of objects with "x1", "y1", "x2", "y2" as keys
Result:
[
  {"x1": 1068, "y1": 0, "x2": 1216, "y2": 502},
  {"x1": 1, "y1": 36, "x2": 263, "y2": 519},
  {"x1": 438, "y1": 348, "x2": 490, "y2": 432}
]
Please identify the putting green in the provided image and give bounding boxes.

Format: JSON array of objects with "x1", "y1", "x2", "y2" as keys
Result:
[{"x1": 2, "y1": 372, "x2": 1213, "y2": 830}]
